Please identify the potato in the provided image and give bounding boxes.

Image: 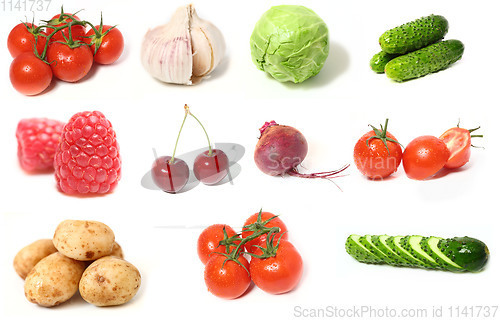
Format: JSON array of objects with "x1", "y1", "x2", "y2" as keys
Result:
[
  {"x1": 110, "y1": 242, "x2": 124, "y2": 259},
  {"x1": 79, "y1": 256, "x2": 141, "y2": 306},
  {"x1": 53, "y1": 220, "x2": 115, "y2": 261},
  {"x1": 24, "y1": 252, "x2": 86, "y2": 307},
  {"x1": 13, "y1": 239, "x2": 57, "y2": 279}
]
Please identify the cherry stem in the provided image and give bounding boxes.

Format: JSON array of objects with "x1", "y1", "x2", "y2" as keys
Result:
[
  {"x1": 169, "y1": 106, "x2": 189, "y2": 164},
  {"x1": 187, "y1": 105, "x2": 213, "y2": 156}
]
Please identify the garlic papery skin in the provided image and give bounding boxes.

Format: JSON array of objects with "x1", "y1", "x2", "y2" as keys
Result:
[
  {"x1": 141, "y1": 4, "x2": 226, "y2": 85},
  {"x1": 190, "y1": 6, "x2": 226, "y2": 82}
]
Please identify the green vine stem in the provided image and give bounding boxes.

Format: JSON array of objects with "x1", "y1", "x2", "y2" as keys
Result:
[{"x1": 211, "y1": 209, "x2": 285, "y2": 274}]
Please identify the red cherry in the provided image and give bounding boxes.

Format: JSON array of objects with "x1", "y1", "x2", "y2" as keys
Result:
[
  {"x1": 193, "y1": 149, "x2": 229, "y2": 185},
  {"x1": 151, "y1": 156, "x2": 189, "y2": 193}
]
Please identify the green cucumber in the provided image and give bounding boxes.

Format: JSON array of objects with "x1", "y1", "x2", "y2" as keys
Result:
[
  {"x1": 385, "y1": 39, "x2": 464, "y2": 82},
  {"x1": 387, "y1": 236, "x2": 426, "y2": 267},
  {"x1": 346, "y1": 234, "x2": 489, "y2": 272},
  {"x1": 370, "y1": 51, "x2": 400, "y2": 73},
  {"x1": 438, "y1": 237, "x2": 489, "y2": 272},
  {"x1": 358, "y1": 235, "x2": 389, "y2": 261},
  {"x1": 379, "y1": 14, "x2": 448, "y2": 54},
  {"x1": 371, "y1": 235, "x2": 410, "y2": 266},
  {"x1": 345, "y1": 234, "x2": 383, "y2": 264},
  {"x1": 421, "y1": 236, "x2": 462, "y2": 272},
  {"x1": 400, "y1": 235, "x2": 439, "y2": 269}
]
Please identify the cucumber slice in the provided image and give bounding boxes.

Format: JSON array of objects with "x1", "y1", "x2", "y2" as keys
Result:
[
  {"x1": 358, "y1": 235, "x2": 388, "y2": 260},
  {"x1": 400, "y1": 235, "x2": 439, "y2": 269},
  {"x1": 345, "y1": 234, "x2": 383, "y2": 264},
  {"x1": 422, "y1": 236, "x2": 463, "y2": 271},
  {"x1": 387, "y1": 236, "x2": 426, "y2": 267},
  {"x1": 371, "y1": 235, "x2": 410, "y2": 266}
]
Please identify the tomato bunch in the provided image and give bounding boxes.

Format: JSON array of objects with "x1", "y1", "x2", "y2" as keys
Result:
[
  {"x1": 198, "y1": 210, "x2": 303, "y2": 299},
  {"x1": 354, "y1": 120, "x2": 482, "y2": 180},
  {"x1": 7, "y1": 8, "x2": 124, "y2": 96}
]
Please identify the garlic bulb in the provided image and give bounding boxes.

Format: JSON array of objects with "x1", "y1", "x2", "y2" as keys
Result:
[{"x1": 141, "y1": 4, "x2": 226, "y2": 85}]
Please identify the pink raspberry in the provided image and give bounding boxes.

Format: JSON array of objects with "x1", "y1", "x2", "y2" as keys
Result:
[
  {"x1": 16, "y1": 118, "x2": 64, "y2": 172},
  {"x1": 54, "y1": 111, "x2": 121, "y2": 195}
]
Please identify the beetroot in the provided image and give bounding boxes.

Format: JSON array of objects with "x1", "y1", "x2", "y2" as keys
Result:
[{"x1": 254, "y1": 121, "x2": 348, "y2": 178}]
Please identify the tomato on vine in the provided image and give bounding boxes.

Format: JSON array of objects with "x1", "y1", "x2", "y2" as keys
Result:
[
  {"x1": 249, "y1": 235, "x2": 303, "y2": 295},
  {"x1": 199, "y1": 209, "x2": 303, "y2": 299},
  {"x1": 46, "y1": 12, "x2": 86, "y2": 42},
  {"x1": 7, "y1": 23, "x2": 47, "y2": 58},
  {"x1": 241, "y1": 211, "x2": 288, "y2": 254},
  {"x1": 204, "y1": 253, "x2": 251, "y2": 299},
  {"x1": 197, "y1": 224, "x2": 241, "y2": 265},
  {"x1": 84, "y1": 25, "x2": 124, "y2": 64},
  {"x1": 9, "y1": 52, "x2": 52, "y2": 96},
  {"x1": 46, "y1": 41, "x2": 93, "y2": 82}
]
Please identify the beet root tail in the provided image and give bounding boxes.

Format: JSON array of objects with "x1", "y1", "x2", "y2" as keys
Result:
[{"x1": 287, "y1": 164, "x2": 350, "y2": 179}]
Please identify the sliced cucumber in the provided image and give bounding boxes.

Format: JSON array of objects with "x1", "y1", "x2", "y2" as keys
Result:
[
  {"x1": 400, "y1": 235, "x2": 439, "y2": 269},
  {"x1": 422, "y1": 236, "x2": 462, "y2": 271},
  {"x1": 345, "y1": 234, "x2": 383, "y2": 264},
  {"x1": 346, "y1": 234, "x2": 489, "y2": 272},
  {"x1": 387, "y1": 236, "x2": 426, "y2": 267},
  {"x1": 371, "y1": 235, "x2": 410, "y2": 266},
  {"x1": 358, "y1": 235, "x2": 388, "y2": 260}
]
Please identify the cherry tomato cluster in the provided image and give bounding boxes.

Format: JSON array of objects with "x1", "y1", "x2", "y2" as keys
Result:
[
  {"x1": 198, "y1": 210, "x2": 303, "y2": 299},
  {"x1": 151, "y1": 105, "x2": 230, "y2": 193},
  {"x1": 353, "y1": 119, "x2": 482, "y2": 180},
  {"x1": 8, "y1": 8, "x2": 124, "y2": 96}
]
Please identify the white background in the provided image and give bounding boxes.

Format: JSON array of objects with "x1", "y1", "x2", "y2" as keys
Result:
[{"x1": 1, "y1": 0, "x2": 499, "y2": 320}]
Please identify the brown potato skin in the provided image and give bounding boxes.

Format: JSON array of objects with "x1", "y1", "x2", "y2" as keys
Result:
[
  {"x1": 110, "y1": 242, "x2": 124, "y2": 259},
  {"x1": 53, "y1": 220, "x2": 115, "y2": 261},
  {"x1": 13, "y1": 239, "x2": 57, "y2": 279},
  {"x1": 24, "y1": 253, "x2": 86, "y2": 307},
  {"x1": 79, "y1": 256, "x2": 141, "y2": 306}
]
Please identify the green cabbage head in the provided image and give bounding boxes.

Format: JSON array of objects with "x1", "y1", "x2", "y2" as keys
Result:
[{"x1": 250, "y1": 5, "x2": 329, "y2": 83}]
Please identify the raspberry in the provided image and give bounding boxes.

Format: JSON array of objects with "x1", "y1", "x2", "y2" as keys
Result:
[
  {"x1": 16, "y1": 118, "x2": 64, "y2": 172},
  {"x1": 54, "y1": 111, "x2": 121, "y2": 194}
]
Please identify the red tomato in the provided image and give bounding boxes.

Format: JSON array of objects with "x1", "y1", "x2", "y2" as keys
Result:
[
  {"x1": 7, "y1": 23, "x2": 47, "y2": 58},
  {"x1": 84, "y1": 25, "x2": 124, "y2": 64},
  {"x1": 241, "y1": 211, "x2": 288, "y2": 254},
  {"x1": 46, "y1": 42, "x2": 93, "y2": 82},
  {"x1": 9, "y1": 52, "x2": 52, "y2": 96},
  {"x1": 402, "y1": 135, "x2": 450, "y2": 180},
  {"x1": 249, "y1": 240, "x2": 303, "y2": 294},
  {"x1": 439, "y1": 127, "x2": 473, "y2": 169},
  {"x1": 46, "y1": 13, "x2": 86, "y2": 42},
  {"x1": 204, "y1": 254, "x2": 251, "y2": 299},
  {"x1": 197, "y1": 224, "x2": 241, "y2": 265},
  {"x1": 353, "y1": 120, "x2": 403, "y2": 179}
]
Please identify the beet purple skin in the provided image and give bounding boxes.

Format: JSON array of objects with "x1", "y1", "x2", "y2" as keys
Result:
[{"x1": 254, "y1": 121, "x2": 308, "y2": 176}]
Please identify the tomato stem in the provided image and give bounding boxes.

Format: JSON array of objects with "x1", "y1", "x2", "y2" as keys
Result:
[
  {"x1": 366, "y1": 118, "x2": 404, "y2": 154},
  {"x1": 212, "y1": 209, "x2": 286, "y2": 274},
  {"x1": 247, "y1": 231, "x2": 286, "y2": 259}
]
